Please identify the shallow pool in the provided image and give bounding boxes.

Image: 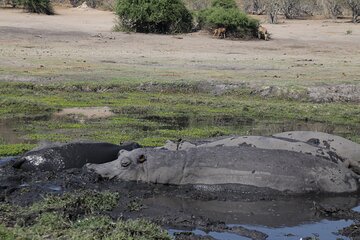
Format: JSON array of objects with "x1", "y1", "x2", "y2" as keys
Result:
[{"x1": 169, "y1": 219, "x2": 352, "y2": 240}]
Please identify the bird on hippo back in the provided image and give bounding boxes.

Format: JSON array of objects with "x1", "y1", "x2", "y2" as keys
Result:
[{"x1": 86, "y1": 141, "x2": 359, "y2": 194}]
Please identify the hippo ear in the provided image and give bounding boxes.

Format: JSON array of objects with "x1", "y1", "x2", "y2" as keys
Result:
[
  {"x1": 137, "y1": 154, "x2": 147, "y2": 163},
  {"x1": 118, "y1": 149, "x2": 128, "y2": 157}
]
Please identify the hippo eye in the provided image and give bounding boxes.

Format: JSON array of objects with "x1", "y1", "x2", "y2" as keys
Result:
[
  {"x1": 121, "y1": 157, "x2": 131, "y2": 167},
  {"x1": 137, "y1": 154, "x2": 146, "y2": 163}
]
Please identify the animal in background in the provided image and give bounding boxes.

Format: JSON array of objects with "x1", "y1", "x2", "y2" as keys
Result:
[
  {"x1": 213, "y1": 27, "x2": 226, "y2": 39},
  {"x1": 258, "y1": 25, "x2": 269, "y2": 41}
]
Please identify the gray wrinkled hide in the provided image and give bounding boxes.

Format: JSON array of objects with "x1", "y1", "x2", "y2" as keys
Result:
[
  {"x1": 161, "y1": 133, "x2": 359, "y2": 166},
  {"x1": 13, "y1": 142, "x2": 141, "y2": 171},
  {"x1": 87, "y1": 146, "x2": 358, "y2": 194},
  {"x1": 273, "y1": 131, "x2": 360, "y2": 165}
]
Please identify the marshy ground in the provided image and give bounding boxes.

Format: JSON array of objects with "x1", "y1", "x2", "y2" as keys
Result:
[{"x1": 0, "y1": 6, "x2": 360, "y2": 240}]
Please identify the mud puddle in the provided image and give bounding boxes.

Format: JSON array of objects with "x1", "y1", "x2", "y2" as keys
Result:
[
  {"x1": 169, "y1": 219, "x2": 352, "y2": 240},
  {"x1": 144, "y1": 114, "x2": 360, "y2": 140},
  {"x1": 142, "y1": 196, "x2": 359, "y2": 240},
  {"x1": 1, "y1": 112, "x2": 359, "y2": 148},
  {"x1": 0, "y1": 156, "x2": 15, "y2": 167},
  {"x1": 0, "y1": 120, "x2": 25, "y2": 144}
]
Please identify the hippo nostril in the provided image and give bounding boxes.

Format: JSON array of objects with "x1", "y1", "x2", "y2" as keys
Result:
[
  {"x1": 137, "y1": 154, "x2": 146, "y2": 163},
  {"x1": 121, "y1": 158, "x2": 131, "y2": 167}
]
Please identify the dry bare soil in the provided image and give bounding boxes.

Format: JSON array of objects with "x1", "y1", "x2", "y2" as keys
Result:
[{"x1": 0, "y1": 7, "x2": 359, "y2": 94}]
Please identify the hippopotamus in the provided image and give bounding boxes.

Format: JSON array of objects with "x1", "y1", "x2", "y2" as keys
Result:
[
  {"x1": 13, "y1": 141, "x2": 141, "y2": 171},
  {"x1": 86, "y1": 146, "x2": 359, "y2": 194},
  {"x1": 273, "y1": 131, "x2": 360, "y2": 164},
  {"x1": 161, "y1": 135, "x2": 345, "y2": 164}
]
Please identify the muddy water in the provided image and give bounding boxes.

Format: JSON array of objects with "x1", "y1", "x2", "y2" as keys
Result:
[
  {"x1": 1, "y1": 114, "x2": 359, "y2": 239},
  {"x1": 0, "y1": 156, "x2": 15, "y2": 167},
  {"x1": 0, "y1": 120, "x2": 25, "y2": 144},
  {"x1": 145, "y1": 114, "x2": 360, "y2": 140},
  {"x1": 156, "y1": 196, "x2": 358, "y2": 239},
  {"x1": 169, "y1": 220, "x2": 352, "y2": 240},
  {"x1": 1, "y1": 113, "x2": 359, "y2": 146}
]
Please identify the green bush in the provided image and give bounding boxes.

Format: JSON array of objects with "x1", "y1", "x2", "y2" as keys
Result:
[
  {"x1": 4, "y1": 0, "x2": 21, "y2": 7},
  {"x1": 69, "y1": 0, "x2": 83, "y2": 7},
  {"x1": 115, "y1": 0, "x2": 193, "y2": 34},
  {"x1": 198, "y1": 6, "x2": 259, "y2": 38},
  {"x1": 22, "y1": 0, "x2": 54, "y2": 15},
  {"x1": 211, "y1": 0, "x2": 237, "y2": 9}
]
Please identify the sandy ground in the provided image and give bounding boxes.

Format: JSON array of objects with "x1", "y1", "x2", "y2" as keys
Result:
[
  {"x1": 0, "y1": 7, "x2": 359, "y2": 88},
  {"x1": 53, "y1": 106, "x2": 114, "y2": 119}
]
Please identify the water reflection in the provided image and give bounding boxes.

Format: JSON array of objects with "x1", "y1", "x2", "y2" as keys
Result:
[
  {"x1": 146, "y1": 196, "x2": 358, "y2": 240},
  {"x1": 142, "y1": 114, "x2": 359, "y2": 141},
  {"x1": 240, "y1": 220, "x2": 352, "y2": 240},
  {"x1": 1, "y1": 115, "x2": 359, "y2": 146},
  {"x1": 169, "y1": 220, "x2": 352, "y2": 240},
  {"x1": 145, "y1": 196, "x2": 358, "y2": 228},
  {"x1": 0, "y1": 120, "x2": 24, "y2": 144},
  {"x1": 0, "y1": 156, "x2": 15, "y2": 167}
]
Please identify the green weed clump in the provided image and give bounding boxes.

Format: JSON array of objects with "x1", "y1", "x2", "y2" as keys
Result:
[
  {"x1": 115, "y1": 0, "x2": 193, "y2": 34},
  {"x1": 0, "y1": 97, "x2": 55, "y2": 119},
  {"x1": 198, "y1": 0, "x2": 259, "y2": 38},
  {"x1": 22, "y1": 0, "x2": 54, "y2": 15},
  {"x1": 31, "y1": 190, "x2": 120, "y2": 214},
  {"x1": 0, "y1": 191, "x2": 170, "y2": 239}
]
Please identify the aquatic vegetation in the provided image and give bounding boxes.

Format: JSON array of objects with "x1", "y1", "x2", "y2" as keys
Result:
[{"x1": 0, "y1": 80, "x2": 359, "y2": 157}]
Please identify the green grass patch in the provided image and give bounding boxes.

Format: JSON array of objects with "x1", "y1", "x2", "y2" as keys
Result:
[
  {"x1": 0, "y1": 144, "x2": 35, "y2": 157},
  {"x1": 0, "y1": 190, "x2": 170, "y2": 240},
  {"x1": 29, "y1": 190, "x2": 119, "y2": 215},
  {"x1": 0, "y1": 80, "x2": 359, "y2": 147}
]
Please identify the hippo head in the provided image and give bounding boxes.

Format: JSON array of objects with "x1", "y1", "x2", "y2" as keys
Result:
[{"x1": 87, "y1": 149, "x2": 148, "y2": 181}]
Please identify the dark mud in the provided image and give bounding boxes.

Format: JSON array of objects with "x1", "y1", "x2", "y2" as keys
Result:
[{"x1": 1, "y1": 156, "x2": 360, "y2": 240}]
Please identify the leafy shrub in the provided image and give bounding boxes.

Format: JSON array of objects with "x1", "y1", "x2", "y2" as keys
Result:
[
  {"x1": 211, "y1": 0, "x2": 237, "y2": 9},
  {"x1": 3, "y1": 0, "x2": 21, "y2": 7},
  {"x1": 115, "y1": 0, "x2": 193, "y2": 34},
  {"x1": 198, "y1": 2, "x2": 259, "y2": 39},
  {"x1": 183, "y1": 0, "x2": 211, "y2": 11},
  {"x1": 22, "y1": 0, "x2": 54, "y2": 14},
  {"x1": 69, "y1": 0, "x2": 83, "y2": 7}
]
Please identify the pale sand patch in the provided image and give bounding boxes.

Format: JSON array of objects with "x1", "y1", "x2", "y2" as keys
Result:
[{"x1": 54, "y1": 107, "x2": 114, "y2": 119}]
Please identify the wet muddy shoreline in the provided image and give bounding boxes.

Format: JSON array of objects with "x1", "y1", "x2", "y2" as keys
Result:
[{"x1": 1, "y1": 155, "x2": 360, "y2": 240}]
